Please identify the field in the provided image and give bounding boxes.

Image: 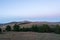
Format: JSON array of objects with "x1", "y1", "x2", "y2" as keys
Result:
[{"x1": 0, "y1": 32, "x2": 60, "y2": 40}]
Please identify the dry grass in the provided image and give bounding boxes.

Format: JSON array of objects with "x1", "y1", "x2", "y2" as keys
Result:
[{"x1": 0, "y1": 32, "x2": 60, "y2": 40}]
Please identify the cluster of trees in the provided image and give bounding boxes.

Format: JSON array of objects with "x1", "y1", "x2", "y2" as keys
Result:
[{"x1": 0, "y1": 24, "x2": 60, "y2": 34}]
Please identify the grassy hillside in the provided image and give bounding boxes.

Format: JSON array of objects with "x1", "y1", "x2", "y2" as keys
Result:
[{"x1": 1, "y1": 22, "x2": 60, "y2": 30}]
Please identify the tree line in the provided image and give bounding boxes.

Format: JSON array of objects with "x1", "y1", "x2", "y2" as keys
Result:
[{"x1": 0, "y1": 24, "x2": 60, "y2": 34}]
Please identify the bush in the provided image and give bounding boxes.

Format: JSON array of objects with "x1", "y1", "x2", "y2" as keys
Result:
[{"x1": 5, "y1": 25, "x2": 11, "y2": 31}]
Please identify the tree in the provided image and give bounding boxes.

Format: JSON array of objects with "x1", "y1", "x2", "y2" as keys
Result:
[
  {"x1": 31, "y1": 25, "x2": 39, "y2": 32},
  {"x1": 13, "y1": 24, "x2": 20, "y2": 31},
  {"x1": 21, "y1": 27, "x2": 26, "y2": 31},
  {"x1": 38, "y1": 26, "x2": 44, "y2": 32},
  {"x1": 43, "y1": 24, "x2": 51, "y2": 32},
  {"x1": 0, "y1": 28, "x2": 2, "y2": 33},
  {"x1": 38, "y1": 24, "x2": 51, "y2": 32},
  {"x1": 5, "y1": 25, "x2": 11, "y2": 31},
  {"x1": 54, "y1": 25, "x2": 60, "y2": 34}
]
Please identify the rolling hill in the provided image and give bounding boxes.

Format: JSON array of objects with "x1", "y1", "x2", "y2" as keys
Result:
[{"x1": 0, "y1": 21, "x2": 60, "y2": 30}]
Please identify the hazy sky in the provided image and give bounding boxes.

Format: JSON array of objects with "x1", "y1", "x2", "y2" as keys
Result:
[{"x1": 0, "y1": 0, "x2": 60, "y2": 23}]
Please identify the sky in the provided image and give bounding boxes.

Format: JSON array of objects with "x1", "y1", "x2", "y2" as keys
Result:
[{"x1": 0, "y1": 0, "x2": 60, "y2": 23}]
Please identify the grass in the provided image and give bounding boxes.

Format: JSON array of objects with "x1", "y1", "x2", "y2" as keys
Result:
[{"x1": 0, "y1": 32, "x2": 60, "y2": 40}]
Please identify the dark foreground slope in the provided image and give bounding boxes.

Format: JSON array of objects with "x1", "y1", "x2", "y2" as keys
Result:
[{"x1": 0, "y1": 32, "x2": 60, "y2": 40}]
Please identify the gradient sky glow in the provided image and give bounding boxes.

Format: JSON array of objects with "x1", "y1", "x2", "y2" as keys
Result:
[{"x1": 0, "y1": 0, "x2": 60, "y2": 23}]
